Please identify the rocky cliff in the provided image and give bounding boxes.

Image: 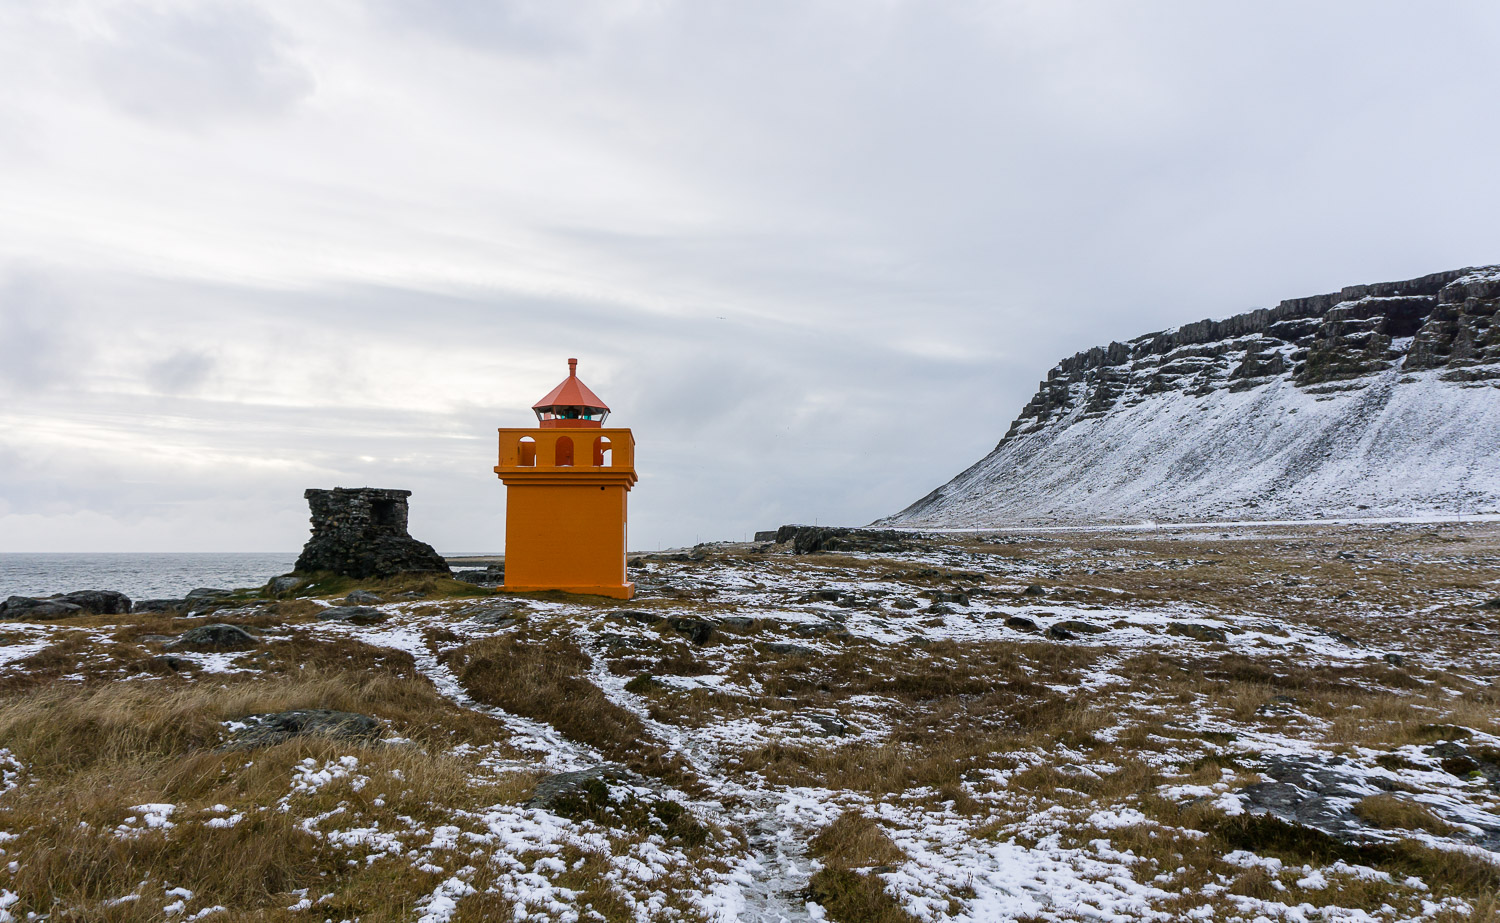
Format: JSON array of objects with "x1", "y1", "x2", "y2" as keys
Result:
[{"x1": 881, "y1": 265, "x2": 1500, "y2": 527}]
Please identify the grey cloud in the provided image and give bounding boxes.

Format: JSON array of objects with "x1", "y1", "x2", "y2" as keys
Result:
[
  {"x1": 3, "y1": 3, "x2": 1500, "y2": 552},
  {"x1": 89, "y1": 1, "x2": 313, "y2": 127},
  {"x1": 371, "y1": 0, "x2": 607, "y2": 55},
  {"x1": 0, "y1": 272, "x2": 76, "y2": 393},
  {"x1": 145, "y1": 350, "x2": 216, "y2": 395}
]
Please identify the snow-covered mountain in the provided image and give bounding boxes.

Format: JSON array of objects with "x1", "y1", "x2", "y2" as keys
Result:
[{"x1": 882, "y1": 266, "x2": 1500, "y2": 527}]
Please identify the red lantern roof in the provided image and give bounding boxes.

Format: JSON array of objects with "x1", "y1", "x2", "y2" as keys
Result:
[{"x1": 532, "y1": 358, "x2": 610, "y2": 428}]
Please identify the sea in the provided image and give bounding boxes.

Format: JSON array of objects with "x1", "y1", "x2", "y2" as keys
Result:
[{"x1": 0, "y1": 553, "x2": 301, "y2": 601}]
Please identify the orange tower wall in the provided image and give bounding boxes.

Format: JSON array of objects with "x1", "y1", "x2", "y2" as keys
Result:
[{"x1": 494, "y1": 427, "x2": 637, "y2": 599}]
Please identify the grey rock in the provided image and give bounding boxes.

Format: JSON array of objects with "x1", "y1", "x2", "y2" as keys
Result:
[
  {"x1": 753, "y1": 530, "x2": 779, "y2": 542},
  {"x1": 187, "y1": 588, "x2": 234, "y2": 600},
  {"x1": 802, "y1": 712, "x2": 855, "y2": 737},
  {"x1": 719, "y1": 616, "x2": 757, "y2": 631},
  {"x1": 268, "y1": 575, "x2": 302, "y2": 596},
  {"x1": 790, "y1": 622, "x2": 850, "y2": 641},
  {"x1": 1052, "y1": 620, "x2": 1108, "y2": 635},
  {"x1": 1480, "y1": 598, "x2": 1500, "y2": 610},
  {"x1": 221, "y1": 709, "x2": 382, "y2": 751},
  {"x1": 165, "y1": 624, "x2": 258, "y2": 652},
  {"x1": 317, "y1": 605, "x2": 388, "y2": 625},
  {"x1": 344, "y1": 590, "x2": 384, "y2": 605},
  {"x1": 888, "y1": 598, "x2": 920, "y2": 610},
  {"x1": 666, "y1": 616, "x2": 716, "y2": 646},
  {"x1": 598, "y1": 632, "x2": 657, "y2": 652},
  {"x1": 462, "y1": 602, "x2": 526, "y2": 626},
  {"x1": 55, "y1": 590, "x2": 132, "y2": 614},
  {"x1": 762, "y1": 641, "x2": 816, "y2": 657},
  {"x1": 1232, "y1": 753, "x2": 1500, "y2": 847},
  {"x1": 1257, "y1": 695, "x2": 1300, "y2": 716},
  {"x1": 927, "y1": 603, "x2": 956, "y2": 615},
  {"x1": 610, "y1": 609, "x2": 665, "y2": 625},
  {"x1": 294, "y1": 487, "x2": 451, "y2": 579},
  {"x1": 1429, "y1": 741, "x2": 1500, "y2": 786},
  {"x1": 452, "y1": 569, "x2": 503, "y2": 586},
  {"x1": 806, "y1": 589, "x2": 843, "y2": 603},
  {"x1": 776, "y1": 525, "x2": 913, "y2": 555},
  {"x1": 133, "y1": 598, "x2": 189, "y2": 613},
  {"x1": 1005, "y1": 615, "x2": 1039, "y2": 632},
  {"x1": 1382, "y1": 653, "x2": 1406, "y2": 667},
  {"x1": 1, "y1": 596, "x2": 84, "y2": 620},
  {"x1": 929, "y1": 590, "x2": 969, "y2": 606},
  {"x1": 1021, "y1": 584, "x2": 1046, "y2": 597},
  {"x1": 1167, "y1": 622, "x2": 1228, "y2": 643},
  {"x1": 1326, "y1": 630, "x2": 1360, "y2": 647},
  {"x1": 527, "y1": 764, "x2": 631, "y2": 812}
]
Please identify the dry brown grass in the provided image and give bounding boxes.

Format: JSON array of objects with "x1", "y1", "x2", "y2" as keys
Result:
[
  {"x1": 810, "y1": 811, "x2": 906, "y2": 868},
  {"x1": 0, "y1": 663, "x2": 534, "y2": 921},
  {"x1": 443, "y1": 633, "x2": 690, "y2": 782},
  {"x1": 804, "y1": 809, "x2": 918, "y2": 923},
  {"x1": 1353, "y1": 793, "x2": 1459, "y2": 836}
]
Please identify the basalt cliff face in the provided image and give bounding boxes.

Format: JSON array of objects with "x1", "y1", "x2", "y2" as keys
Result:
[{"x1": 882, "y1": 265, "x2": 1500, "y2": 527}]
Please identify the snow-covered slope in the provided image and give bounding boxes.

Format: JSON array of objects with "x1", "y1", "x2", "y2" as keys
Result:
[{"x1": 883, "y1": 266, "x2": 1500, "y2": 527}]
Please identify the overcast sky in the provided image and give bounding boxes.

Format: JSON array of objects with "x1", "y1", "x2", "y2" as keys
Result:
[{"x1": 2, "y1": 0, "x2": 1499, "y2": 554}]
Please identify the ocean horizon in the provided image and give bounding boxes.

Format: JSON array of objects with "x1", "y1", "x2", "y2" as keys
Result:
[
  {"x1": 0, "y1": 552, "x2": 509, "y2": 601},
  {"x1": 0, "y1": 553, "x2": 301, "y2": 600}
]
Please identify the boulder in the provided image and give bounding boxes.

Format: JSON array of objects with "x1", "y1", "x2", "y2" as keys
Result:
[
  {"x1": 609, "y1": 609, "x2": 666, "y2": 626},
  {"x1": 268, "y1": 575, "x2": 302, "y2": 596},
  {"x1": 1, "y1": 596, "x2": 84, "y2": 620},
  {"x1": 133, "y1": 598, "x2": 189, "y2": 614},
  {"x1": 929, "y1": 590, "x2": 969, "y2": 606},
  {"x1": 1004, "y1": 615, "x2": 1039, "y2": 632},
  {"x1": 1429, "y1": 741, "x2": 1500, "y2": 785},
  {"x1": 1051, "y1": 620, "x2": 1108, "y2": 636},
  {"x1": 761, "y1": 641, "x2": 816, "y2": 657},
  {"x1": 221, "y1": 709, "x2": 382, "y2": 751},
  {"x1": 164, "y1": 624, "x2": 258, "y2": 652},
  {"x1": 56, "y1": 590, "x2": 132, "y2": 614},
  {"x1": 1167, "y1": 623, "x2": 1229, "y2": 643},
  {"x1": 790, "y1": 622, "x2": 850, "y2": 641},
  {"x1": 317, "y1": 606, "x2": 388, "y2": 625},
  {"x1": 802, "y1": 712, "x2": 856, "y2": 737},
  {"x1": 776, "y1": 525, "x2": 913, "y2": 555},
  {"x1": 344, "y1": 590, "x2": 384, "y2": 605},
  {"x1": 719, "y1": 616, "x2": 757, "y2": 631},
  {"x1": 463, "y1": 602, "x2": 526, "y2": 626},
  {"x1": 598, "y1": 632, "x2": 657, "y2": 652},
  {"x1": 1021, "y1": 584, "x2": 1046, "y2": 597},
  {"x1": 187, "y1": 588, "x2": 234, "y2": 600},
  {"x1": 666, "y1": 616, "x2": 716, "y2": 645},
  {"x1": 527, "y1": 764, "x2": 631, "y2": 813}
]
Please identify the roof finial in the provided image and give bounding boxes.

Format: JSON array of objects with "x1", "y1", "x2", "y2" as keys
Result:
[{"x1": 568, "y1": 358, "x2": 578, "y2": 377}]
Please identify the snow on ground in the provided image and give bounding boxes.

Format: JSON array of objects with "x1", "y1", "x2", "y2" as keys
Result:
[{"x1": 0, "y1": 523, "x2": 1498, "y2": 920}]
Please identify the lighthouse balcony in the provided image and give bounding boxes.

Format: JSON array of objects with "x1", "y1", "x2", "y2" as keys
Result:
[{"x1": 494, "y1": 427, "x2": 637, "y2": 485}]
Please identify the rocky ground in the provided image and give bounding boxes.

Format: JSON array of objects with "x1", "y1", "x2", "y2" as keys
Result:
[{"x1": 1, "y1": 522, "x2": 1499, "y2": 922}]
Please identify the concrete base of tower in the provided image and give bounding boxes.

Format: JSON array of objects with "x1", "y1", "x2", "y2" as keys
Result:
[{"x1": 501, "y1": 582, "x2": 635, "y2": 600}]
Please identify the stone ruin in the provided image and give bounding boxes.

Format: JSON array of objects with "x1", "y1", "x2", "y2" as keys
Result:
[{"x1": 294, "y1": 488, "x2": 451, "y2": 579}]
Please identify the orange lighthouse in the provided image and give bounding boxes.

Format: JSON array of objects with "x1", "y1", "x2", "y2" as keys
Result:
[{"x1": 494, "y1": 359, "x2": 638, "y2": 599}]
